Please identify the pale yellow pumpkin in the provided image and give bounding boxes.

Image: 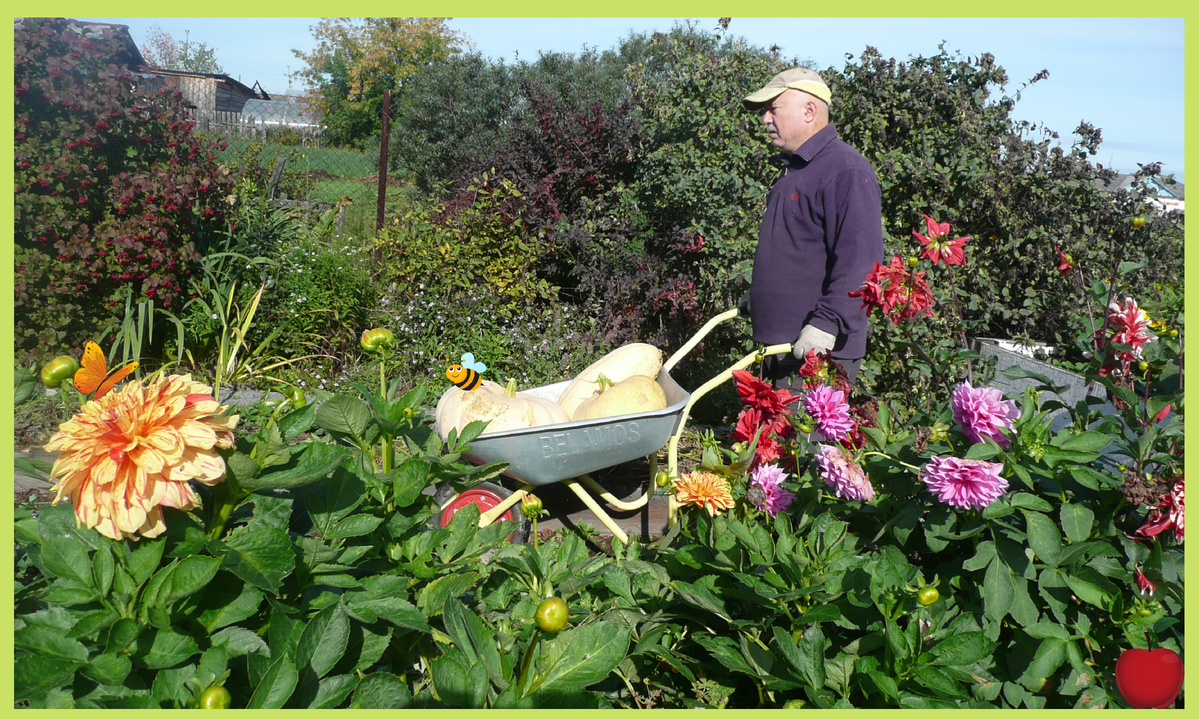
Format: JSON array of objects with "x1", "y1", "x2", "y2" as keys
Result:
[
  {"x1": 436, "y1": 379, "x2": 569, "y2": 439},
  {"x1": 571, "y1": 374, "x2": 668, "y2": 421},
  {"x1": 557, "y1": 343, "x2": 663, "y2": 418}
]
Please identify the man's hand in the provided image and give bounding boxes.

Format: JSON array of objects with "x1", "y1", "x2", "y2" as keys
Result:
[
  {"x1": 792, "y1": 325, "x2": 836, "y2": 360},
  {"x1": 737, "y1": 291, "x2": 752, "y2": 317}
]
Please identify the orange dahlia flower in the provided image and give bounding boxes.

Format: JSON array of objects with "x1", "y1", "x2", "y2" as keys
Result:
[
  {"x1": 45, "y1": 374, "x2": 239, "y2": 540},
  {"x1": 674, "y1": 471, "x2": 735, "y2": 517}
]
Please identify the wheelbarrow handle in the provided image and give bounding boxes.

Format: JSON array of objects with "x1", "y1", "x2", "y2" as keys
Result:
[
  {"x1": 663, "y1": 308, "x2": 740, "y2": 373},
  {"x1": 666, "y1": 341, "x2": 792, "y2": 480}
]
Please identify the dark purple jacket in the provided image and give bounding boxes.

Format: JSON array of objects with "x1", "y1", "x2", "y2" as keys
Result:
[{"x1": 749, "y1": 123, "x2": 883, "y2": 358}]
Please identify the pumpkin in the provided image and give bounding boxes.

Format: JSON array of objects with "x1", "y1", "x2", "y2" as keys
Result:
[
  {"x1": 557, "y1": 343, "x2": 663, "y2": 418},
  {"x1": 571, "y1": 374, "x2": 668, "y2": 421},
  {"x1": 436, "y1": 378, "x2": 569, "y2": 439}
]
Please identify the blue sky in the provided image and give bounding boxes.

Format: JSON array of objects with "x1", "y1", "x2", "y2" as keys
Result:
[{"x1": 77, "y1": 16, "x2": 1187, "y2": 180}]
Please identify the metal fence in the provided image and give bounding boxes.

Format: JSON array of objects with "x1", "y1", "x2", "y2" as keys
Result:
[{"x1": 165, "y1": 76, "x2": 380, "y2": 211}]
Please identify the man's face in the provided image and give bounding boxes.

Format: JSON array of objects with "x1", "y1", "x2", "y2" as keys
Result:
[{"x1": 761, "y1": 89, "x2": 818, "y2": 155}]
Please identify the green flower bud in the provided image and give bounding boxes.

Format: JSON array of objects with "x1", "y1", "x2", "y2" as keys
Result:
[
  {"x1": 40, "y1": 355, "x2": 80, "y2": 389},
  {"x1": 360, "y1": 328, "x2": 395, "y2": 353}
]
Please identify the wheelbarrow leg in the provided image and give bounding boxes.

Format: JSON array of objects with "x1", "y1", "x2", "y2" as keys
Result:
[{"x1": 561, "y1": 478, "x2": 629, "y2": 545}]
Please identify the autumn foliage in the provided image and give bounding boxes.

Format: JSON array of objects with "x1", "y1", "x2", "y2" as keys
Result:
[{"x1": 14, "y1": 18, "x2": 233, "y2": 359}]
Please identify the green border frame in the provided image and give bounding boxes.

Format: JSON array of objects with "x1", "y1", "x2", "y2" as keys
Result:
[{"x1": 4, "y1": 5, "x2": 1196, "y2": 718}]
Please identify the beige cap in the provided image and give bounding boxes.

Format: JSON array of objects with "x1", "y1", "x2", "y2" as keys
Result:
[{"x1": 743, "y1": 67, "x2": 831, "y2": 110}]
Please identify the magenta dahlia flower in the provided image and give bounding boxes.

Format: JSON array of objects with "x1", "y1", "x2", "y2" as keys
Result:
[
  {"x1": 951, "y1": 381, "x2": 1019, "y2": 448},
  {"x1": 815, "y1": 444, "x2": 875, "y2": 502},
  {"x1": 804, "y1": 385, "x2": 855, "y2": 442},
  {"x1": 922, "y1": 455, "x2": 1008, "y2": 510},
  {"x1": 748, "y1": 463, "x2": 795, "y2": 517}
]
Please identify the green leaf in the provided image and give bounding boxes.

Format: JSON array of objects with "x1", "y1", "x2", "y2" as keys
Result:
[
  {"x1": 1060, "y1": 504, "x2": 1094, "y2": 544},
  {"x1": 328, "y1": 514, "x2": 385, "y2": 540},
  {"x1": 14, "y1": 655, "x2": 83, "y2": 701},
  {"x1": 15, "y1": 365, "x2": 36, "y2": 405},
  {"x1": 963, "y1": 540, "x2": 997, "y2": 571},
  {"x1": 306, "y1": 466, "x2": 366, "y2": 531},
  {"x1": 534, "y1": 622, "x2": 631, "y2": 693},
  {"x1": 1024, "y1": 621, "x2": 1071, "y2": 640},
  {"x1": 92, "y1": 543, "x2": 115, "y2": 597},
  {"x1": 1010, "y1": 492, "x2": 1053, "y2": 512},
  {"x1": 164, "y1": 555, "x2": 221, "y2": 603},
  {"x1": 211, "y1": 626, "x2": 271, "y2": 657},
  {"x1": 315, "y1": 393, "x2": 372, "y2": 437},
  {"x1": 81, "y1": 653, "x2": 132, "y2": 686},
  {"x1": 308, "y1": 673, "x2": 360, "y2": 709},
  {"x1": 693, "y1": 635, "x2": 756, "y2": 677},
  {"x1": 196, "y1": 578, "x2": 265, "y2": 632},
  {"x1": 241, "y1": 442, "x2": 351, "y2": 492},
  {"x1": 930, "y1": 631, "x2": 996, "y2": 666},
  {"x1": 1064, "y1": 568, "x2": 1118, "y2": 611},
  {"x1": 672, "y1": 578, "x2": 731, "y2": 621},
  {"x1": 226, "y1": 452, "x2": 259, "y2": 486},
  {"x1": 350, "y1": 672, "x2": 412, "y2": 709},
  {"x1": 347, "y1": 596, "x2": 430, "y2": 633},
  {"x1": 151, "y1": 664, "x2": 197, "y2": 707},
  {"x1": 392, "y1": 457, "x2": 432, "y2": 507},
  {"x1": 14, "y1": 623, "x2": 89, "y2": 661},
  {"x1": 207, "y1": 524, "x2": 295, "y2": 594},
  {"x1": 431, "y1": 649, "x2": 489, "y2": 708},
  {"x1": 1057, "y1": 431, "x2": 1112, "y2": 453},
  {"x1": 417, "y1": 572, "x2": 479, "y2": 618},
  {"x1": 105, "y1": 618, "x2": 141, "y2": 655},
  {"x1": 247, "y1": 656, "x2": 298, "y2": 709},
  {"x1": 797, "y1": 625, "x2": 827, "y2": 689},
  {"x1": 249, "y1": 493, "x2": 294, "y2": 530},
  {"x1": 964, "y1": 442, "x2": 1000, "y2": 460},
  {"x1": 983, "y1": 558, "x2": 1015, "y2": 622},
  {"x1": 1020, "y1": 638, "x2": 1068, "y2": 692},
  {"x1": 915, "y1": 665, "x2": 965, "y2": 698},
  {"x1": 38, "y1": 525, "x2": 94, "y2": 587},
  {"x1": 1021, "y1": 511, "x2": 1062, "y2": 567},
  {"x1": 294, "y1": 602, "x2": 351, "y2": 679},
  {"x1": 443, "y1": 599, "x2": 503, "y2": 687},
  {"x1": 134, "y1": 627, "x2": 200, "y2": 669},
  {"x1": 280, "y1": 401, "x2": 317, "y2": 441}
]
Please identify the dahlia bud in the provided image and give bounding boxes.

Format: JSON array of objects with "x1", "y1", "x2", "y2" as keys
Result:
[
  {"x1": 520, "y1": 493, "x2": 544, "y2": 519},
  {"x1": 360, "y1": 328, "x2": 394, "y2": 353}
]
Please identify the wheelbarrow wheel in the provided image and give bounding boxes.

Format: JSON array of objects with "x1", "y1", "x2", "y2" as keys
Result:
[{"x1": 432, "y1": 481, "x2": 530, "y2": 544}]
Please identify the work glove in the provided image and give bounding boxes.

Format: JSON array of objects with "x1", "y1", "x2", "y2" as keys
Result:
[
  {"x1": 737, "y1": 290, "x2": 752, "y2": 317},
  {"x1": 792, "y1": 325, "x2": 836, "y2": 360}
]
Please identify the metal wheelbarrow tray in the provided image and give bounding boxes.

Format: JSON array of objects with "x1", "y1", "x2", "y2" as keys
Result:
[
  {"x1": 446, "y1": 368, "x2": 690, "y2": 487},
  {"x1": 431, "y1": 309, "x2": 796, "y2": 544}
]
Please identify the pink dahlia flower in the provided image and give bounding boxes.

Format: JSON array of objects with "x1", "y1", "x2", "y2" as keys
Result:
[
  {"x1": 1135, "y1": 566, "x2": 1156, "y2": 596},
  {"x1": 951, "y1": 381, "x2": 1019, "y2": 448},
  {"x1": 922, "y1": 455, "x2": 1008, "y2": 510},
  {"x1": 804, "y1": 385, "x2": 856, "y2": 442},
  {"x1": 815, "y1": 444, "x2": 875, "y2": 502},
  {"x1": 748, "y1": 463, "x2": 795, "y2": 517}
]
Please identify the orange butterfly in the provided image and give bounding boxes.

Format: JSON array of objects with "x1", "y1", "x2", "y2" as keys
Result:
[{"x1": 74, "y1": 341, "x2": 139, "y2": 400}]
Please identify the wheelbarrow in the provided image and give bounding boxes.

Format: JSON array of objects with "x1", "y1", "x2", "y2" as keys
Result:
[{"x1": 431, "y1": 309, "x2": 794, "y2": 545}]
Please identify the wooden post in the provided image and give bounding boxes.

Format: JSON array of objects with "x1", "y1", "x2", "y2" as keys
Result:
[
  {"x1": 375, "y1": 88, "x2": 391, "y2": 264},
  {"x1": 266, "y1": 157, "x2": 286, "y2": 200}
]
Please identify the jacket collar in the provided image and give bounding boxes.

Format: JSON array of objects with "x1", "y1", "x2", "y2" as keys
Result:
[{"x1": 790, "y1": 123, "x2": 838, "y2": 164}]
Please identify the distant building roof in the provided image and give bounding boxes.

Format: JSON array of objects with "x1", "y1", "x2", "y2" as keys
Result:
[
  {"x1": 1095, "y1": 173, "x2": 1185, "y2": 200},
  {"x1": 241, "y1": 98, "x2": 320, "y2": 126}
]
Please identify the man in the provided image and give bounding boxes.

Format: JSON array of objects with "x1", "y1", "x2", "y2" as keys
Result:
[{"x1": 739, "y1": 68, "x2": 884, "y2": 390}]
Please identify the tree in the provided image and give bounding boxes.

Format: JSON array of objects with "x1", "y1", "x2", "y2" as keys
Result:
[
  {"x1": 292, "y1": 17, "x2": 464, "y2": 148},
  {"x1": 140, "y1": 23, "x2": 224, "y2": 74}
]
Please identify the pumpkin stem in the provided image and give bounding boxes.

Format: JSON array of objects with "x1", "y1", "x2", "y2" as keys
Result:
[
  {"x1": 504, "y1": 378, "x2": 518, "y2": 397},
  {"x1": 593, "y1": 373, "x2": 614, "y2": 392}
]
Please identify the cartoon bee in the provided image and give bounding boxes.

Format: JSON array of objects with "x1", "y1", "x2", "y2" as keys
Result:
[{"x1": 446, "y1": 352, "x2": 487, "y2": 391}]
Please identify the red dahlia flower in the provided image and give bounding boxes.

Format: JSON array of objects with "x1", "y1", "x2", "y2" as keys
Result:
[
  {"x1": 1055, "y1": 246, "x2": 1075, "y2": 276},
  {"x1": 912, "y1": 214, "x2": 970, "y2": 266},
  {"x1": 1135, "y1": 477, "x2": 1184, "y2": 544},
  {"x1": 850, "y1": 255, "x2": 935, "y2": 324},
  {"x1": 732, "y1": 369, "x2": 798, "y2": 416}
]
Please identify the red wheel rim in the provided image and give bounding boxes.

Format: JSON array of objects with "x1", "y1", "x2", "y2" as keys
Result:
[{"x1": 440, "y1": 488, "x2": 516, "y2": 530}]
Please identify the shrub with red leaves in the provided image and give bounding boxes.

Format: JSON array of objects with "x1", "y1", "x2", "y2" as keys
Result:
[{"x1": 14, "y1": 18, "x2": 232, "y2": 360}]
